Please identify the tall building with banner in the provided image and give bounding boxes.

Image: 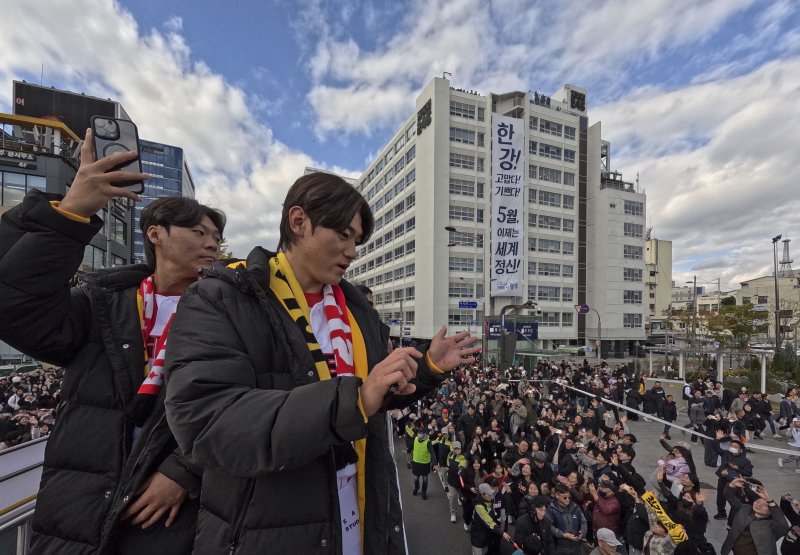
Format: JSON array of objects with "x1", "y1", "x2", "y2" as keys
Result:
[{"x1": 343, "y1": 76, "x2": 646, "y2": 360}]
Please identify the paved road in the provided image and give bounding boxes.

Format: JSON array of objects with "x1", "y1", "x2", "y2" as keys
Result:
[{"x1": 397, "y1": 416, "x2": 800, "y2": 553}]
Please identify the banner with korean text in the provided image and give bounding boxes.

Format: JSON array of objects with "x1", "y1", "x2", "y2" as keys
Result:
[{"x1": 490, "y1": 114, "x2": 524, "y2": 296}]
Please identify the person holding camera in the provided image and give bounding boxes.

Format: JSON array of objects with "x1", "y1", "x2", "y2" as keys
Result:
[
  {"x1": 712, "y1": 431, "x2": 753, "y2": 521},
  {"x1": 720, "y1": 480, "x2": 789, "y2": 555},
  {"x1": 0, "y1": 130, "x2": 224, "y2": 553}
]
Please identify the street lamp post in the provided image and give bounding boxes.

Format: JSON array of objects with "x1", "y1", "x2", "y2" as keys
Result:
[
  {"x1": 591, "y1": 307, "x2": 602, "y2": 359},
  {"x1": 446, "y1": 225, "x2": 486, "y2": 359},
  {"x1": 772, "y1": 235, "x2": 782, "y2": 353},
  {"x1": 685, "y1": 277, "x2": 697, "y2": 345}
]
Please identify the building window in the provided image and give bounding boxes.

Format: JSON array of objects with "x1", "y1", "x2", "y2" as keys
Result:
[
  {"x1": 449, "y1": 205, "x2": 475, "y2": 221},
  {"x1": 406, "y1": 145, "x2": 416, "y2": 163},
  {"x1": 562, "y1": 219, "x2": 574, "y2": 232},
  {"x1": 528, "y1": 213, "x2": 537, "y2": 227},
  {"x1": 538, "y1": 215, "x2": 561, "y2": 230},
  {"x1": 623, "y1": 313, "x2": 643, "y2": 328},
  {"x1": 81, "y1": 244, "x2": 106, "y2": 272},
  {"x1": 538, "y1": 167, "x2": 561, "y2": 183},
  {"x1": 529, "y1": 116, "x2": 538, "y2": 130},
  {"x1": 450, "y1": 127, "x2": 476, "y2": 144},
  {"x1": 562, "y1": 264, "x2": 574, "y2": 278},
  {"x1": 528, "y1": 237, "x2": 536, "y2": 252},
  {"x1": 477, "y1": 182, "x2": 484, "y2": 198},
  {"x1": 477, "y1": 107, "x2": 485, "y2": 121},
  {"x1": 449, "y1": 257, "x2": 474, "y2": 272},
  {"x1": 405, "y1": 218, "x2": 415, "y2": 231},
  {"x1": 757, "y1": 295, "x2": 768, "y2": 304},
  {"x1": 562, "y1": 287, "x2": 574, "y2": 302},
  {"x1": 450, "y1": 100, "x2": 475, "y2": 119},
  {"x1": 624, "y1": 222, "x2": 644, "y2": 237},
  {"x1": 448, "y1": 309, "x2": 474, "y2": 326},
  {"x1": 406, "y1": 287, "x2": 415, "y2": 300},
  {"x1": 528, "y1": 261, "x2": 536, "y2": 273},
  {"x1": 563, "y1": 172, "x2": 575, "y2": 186},
  {"x1": 563, "y1": 149, "x2": 576, "y2": 163},
  {"x1": 477, "y1": 133, "x2": 485, "y2": 147},
  {"x1": 624, "y1": 290, "x2": 643, "y2": 304},
  {"x1": 564, "y1": 126, "x2": 576, "y2": 140},
  {"x1": 406, "y1": 193, "x2": 415, "y2": 209},
  {"x1": 528, "y1": 188, "x2": 537, "y2": 203},
  {"x1": 539, "y1": 144, "x2": 562, "y2": 160},
  {"x1": 449, "y1": 231, "x2": 483, "y2": 247},
  {"x1": 562, "y1": 195, "x2": 575, "y2": 209},
  {"x1": 110, "y1": 216, "x2": 128, "y2": 245},
  {"x1": 529, "y1": 140, "x2": 537, "y2": 155},
  {"x1": 406, "y1": 168, "x2": 416, "y2": 186},
  {"x1": 561, "y1": 312, "x2": 574, "y2": 326},
  {"x1": 538, "y1": 190, "x2": 561, "y2": 207},
  {"x1": 539, "y1": 239, "x2": 561, "y2": 253},
  {"x1": 562, "y1": 241, "x2": 574, "y2": 255},
  {"x1": 477, "y1": 158, "x2": 484, "y2": 172},
  {"x1": 476, "y1": 209, "x2": 484, "y2": 223},
  {"x1": 449, "y1": 281, "x2": 473, "y2": 297},
  {"x1": 539, "y1": 263, "x2": 561, "y2": 276},
  {"x1": 449, "y1": 153, "x2": 475, "y2": 169},
  {"x1": 624, "y1": 268, "x2": 643, "y2": 282},
  {"x1": 405, "y1": 264, "x2": 415, "y2": 277},
  {"x1": 540, "y1": 312, "x2": 560, "y2": 327},
  {"x1": 449, "y1": 178, "x2": 475, "y2": 196},
  {"x1": 529, "y1": 165, "x2": 538, "y2": 179},
  {"x1": 405, "y1": 311, "x2": 415, "y2": 324},
  {"x1": 538, "y1": 286, "x2": 560, "y2": 301},
  {"x1": 624, "y1": 245, "x2": 643, "y2": 259},
  {"x1": 539, "y1": 119, "x2": 562, "y2": 137},
  {"x1": 624, "y1": 200, "x2": 644, "y2": 216}
]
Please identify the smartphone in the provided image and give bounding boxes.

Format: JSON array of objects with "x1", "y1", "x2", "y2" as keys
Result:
[{"x1": 90, "y1": 116, "x2": 144, "y2": 193}]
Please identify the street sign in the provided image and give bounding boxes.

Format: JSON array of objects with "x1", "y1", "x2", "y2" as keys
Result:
[
  {"x1": 387, "y1": 319, "x2": 399, "y2": 325},
  {"x1": 402, "y1": 326, "x2": 412, "y2": 331},
  {"x1": 402, "y1": 331, "x2": 411, "y2": 336},
  {"x1": 574, "y1": 304, "x2": 590, "y2": 314},
  {"x1": 459, "y1": 300, "x2": 478, "y2": 309}
]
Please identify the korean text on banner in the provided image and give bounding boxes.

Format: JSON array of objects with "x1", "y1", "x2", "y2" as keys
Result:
[{"x1": 491, "y1": 114, "x2": 525, "y2": 296}]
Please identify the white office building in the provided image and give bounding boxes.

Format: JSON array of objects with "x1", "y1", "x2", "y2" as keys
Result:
[{"x1": 344, "y1": 77, "x2": 646, "y2": 356}]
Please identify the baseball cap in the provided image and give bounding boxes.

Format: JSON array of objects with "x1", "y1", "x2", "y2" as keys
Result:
[
  {"x1": 596, "y1": 528, "x2": 622, "y2": 546},
  {"x1": 452, "y1": 441, "x2": 462, "y2": 450},
  {"x1": 442, "y1": 408, "x2": 448, "y2": 414},
  {"x1": 478, "y1": 483, "x2": 496, "y2": 496}
]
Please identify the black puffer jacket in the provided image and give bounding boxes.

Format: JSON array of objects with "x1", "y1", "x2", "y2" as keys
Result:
[
  {"x1": 0, "y1": 191, "x2": 201, "y2": 554},
  {"x1": 164, "y1": 247, "x2": 446, "y2": 554}
]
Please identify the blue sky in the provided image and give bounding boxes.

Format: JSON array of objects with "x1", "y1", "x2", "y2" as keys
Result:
[{"x1": 1, "y1": 0, "x2": 798, "y2": 290}]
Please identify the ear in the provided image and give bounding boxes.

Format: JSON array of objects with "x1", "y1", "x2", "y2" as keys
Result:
[
  {"x1": 146, "y1": 225, "x2": 162, "y2": 247},
  {"x1": 287, "y1": 206, "x2": 308, "y2": 239}
]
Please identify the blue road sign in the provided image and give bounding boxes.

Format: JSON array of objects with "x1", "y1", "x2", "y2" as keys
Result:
[
  {"x1": 486, "y1": 320, "x2": 538, "y2": 340},
  {"x1": 459, "y1": 300, "x2": 478, "y2": 309}
]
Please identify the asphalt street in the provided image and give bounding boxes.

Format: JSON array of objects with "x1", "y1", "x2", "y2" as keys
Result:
[{"x1": 396, "y1": 414, "x2": 800, "y2": 554}]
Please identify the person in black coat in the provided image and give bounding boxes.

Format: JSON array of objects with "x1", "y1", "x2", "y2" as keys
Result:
[
  {"x1": 0, "y1": 141, "x2": 225, "y2": 555},
  {"x1": 514, "y1": 496, "x2": 555, "y2": 554},
  {"x1": 624, "y1": 388, "x2": 641, "y2": 420},
  {"x1": 659, "y1": 395, "x2": 678, "y2": 439}
]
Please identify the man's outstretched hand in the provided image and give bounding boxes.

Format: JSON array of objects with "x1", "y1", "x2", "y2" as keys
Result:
[{"x1": 427, "y1": 326, "x2": 480, "y2": 372}]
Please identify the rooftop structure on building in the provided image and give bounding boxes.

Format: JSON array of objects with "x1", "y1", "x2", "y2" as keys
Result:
[{"x1": 303, "y1": 166, "x2": 357, "y2": 186}]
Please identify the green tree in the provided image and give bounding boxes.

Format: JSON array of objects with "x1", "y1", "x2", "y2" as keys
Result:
[
  {"x1": 705, "y1": 304, "x2": 768, "y2": 350},
  {"x1": 720, "y1": 296, "x2": 736, "y2": 306},
  {"x1": 219, "y1": 238, "x2": 236, "y2": 261}
]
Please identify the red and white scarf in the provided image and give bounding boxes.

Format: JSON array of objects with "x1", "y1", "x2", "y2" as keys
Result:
[
  {"x1": 136, "y1": 275, "x2": 176, "y2": 396},
  {"x1": 320, "y1": 283, "x2": 355, "y2": 377}
]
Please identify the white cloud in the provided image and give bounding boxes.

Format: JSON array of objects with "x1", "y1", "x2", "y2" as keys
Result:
[
  {"x1": 0, "y1": 0, "x2": 317, "y2": 258},
  {"x1": 593, "y1": 58, "x2": 800, "y2": 290}
]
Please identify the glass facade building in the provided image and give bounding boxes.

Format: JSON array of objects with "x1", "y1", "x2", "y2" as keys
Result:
[{"x1": 134, "y1": 139, "x2": 195, "y2": 263}]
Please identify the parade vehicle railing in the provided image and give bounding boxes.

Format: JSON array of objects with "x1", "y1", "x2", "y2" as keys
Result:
[{"x1": 0, "y1": 437, "x2": 45, "y2": 555}]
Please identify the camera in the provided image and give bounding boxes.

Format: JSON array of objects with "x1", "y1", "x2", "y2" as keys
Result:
[{"x1": 93, "y1": 118, "x2": 120, "y2": 140}]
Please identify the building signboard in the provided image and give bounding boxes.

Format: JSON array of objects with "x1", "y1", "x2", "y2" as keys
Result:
[{"x1": 490, "y1": 114, "x2": 524, "y2": 296}]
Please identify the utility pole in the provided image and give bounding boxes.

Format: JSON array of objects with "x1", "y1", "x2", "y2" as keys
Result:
[
  {"x1": 772, "y1": 235, "x2": 782, "y2": 353},
  {"x1": 692, "y1": 275, "x2": 697, "y2": 342}
]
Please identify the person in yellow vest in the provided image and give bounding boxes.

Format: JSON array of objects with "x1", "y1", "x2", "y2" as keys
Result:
[
  {"x1": 412, "y1": 426, "x2": 438, "y2": 500},
  {"x1": 404, "y1": 416, "x2": 417, "y2": 469},
  {"x1": 165, "y1": 172, "x2": 480, "y2": 554}
]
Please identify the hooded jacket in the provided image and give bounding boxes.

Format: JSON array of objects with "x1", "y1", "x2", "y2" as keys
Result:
[
  {"x1": 0, "y1": 191, "x2": 200, "y2": 554},
  {"x1": 164, "y1": 247, "x2": 446, "y2": 554}
]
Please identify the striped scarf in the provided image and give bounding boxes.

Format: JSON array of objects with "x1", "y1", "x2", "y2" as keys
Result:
[
  {"x1": 641, "y1": 490, "x2": 688, "y2": 543},
  {"x1": 127, "y1": 275, "x2": 177, "y2": 426}
]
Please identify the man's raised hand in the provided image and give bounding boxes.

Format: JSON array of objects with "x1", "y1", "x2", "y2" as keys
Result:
[{"x1": 427, "y1": 326, "x2": 480, "y2": 372}]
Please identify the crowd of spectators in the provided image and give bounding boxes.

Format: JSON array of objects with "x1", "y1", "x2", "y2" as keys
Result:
[
  {"x1": 394, "y1": 359, "x2": 800, "y2": 555},
  {"x1": 0, "y1": 365, "x2": 62, "y2": 450}
]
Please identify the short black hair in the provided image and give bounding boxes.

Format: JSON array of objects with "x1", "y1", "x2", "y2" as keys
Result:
[
  {"x1": 140, "y1": 197, "x2": 226, "y2": 268},
  {"x1": 355, "y1": 284, "x2": 373, "y2": 296},
  {"x1": 278, "y1": 172, "x2": 374, "y2": 252}
]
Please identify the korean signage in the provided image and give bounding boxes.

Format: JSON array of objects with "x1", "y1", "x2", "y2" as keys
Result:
[
  {"x1": 490, "y1": 114, "x2": 524, "y2": 296},
  {"x1": 486, "y1": 320, "x2": 538, "y2": 340}
]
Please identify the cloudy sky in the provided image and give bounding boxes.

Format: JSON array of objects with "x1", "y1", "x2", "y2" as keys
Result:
[{"x1": 1, "y1": 0, "x2": 798, "y2": 291}]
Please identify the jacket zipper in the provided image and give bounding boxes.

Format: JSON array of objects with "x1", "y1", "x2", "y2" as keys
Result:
[{"x1": 228, "y1": 478, "x2": 256, "y2": 554}]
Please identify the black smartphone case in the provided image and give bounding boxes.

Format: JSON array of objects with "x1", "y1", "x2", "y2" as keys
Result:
[{"x1": 90, "y1": 116, "x2": 144, "y2": 194}]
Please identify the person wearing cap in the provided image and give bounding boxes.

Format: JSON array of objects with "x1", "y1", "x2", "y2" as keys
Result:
[
  {"x1": 589, "y1": 528, "x2": 626, "y2": 555},
  {"x1": 514, "y1": 495, "x2": 554, "y2": 555},
  {"x1": 445, "y1": 440, "x2": 467, "y2": 523},
  {"x1": 712, "y1": 429, "x2": 753, "y2": 520},
  {"x1": 470, "y1": 482, "x2": 512, "y2": 555},
  {"x1": 641, "y1": 521, "x2": 676, "y2": 555}
]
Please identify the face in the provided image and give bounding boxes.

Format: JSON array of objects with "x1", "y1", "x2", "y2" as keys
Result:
[
  {"x1": 285, "y1": 208, "x2": 362, "y2": 292},
  {"x1": 753, "y1": 498, "x2": 769, "y2": 518},
  {"x1": 527, "y1": 482, "x2": 539, "y2": 496},
  {"x1": 535, "y1": 505, "x2": 547, "y2": 519},
  {"x1": 556, "y1": 491, "x2": 571, "y2": 507},
  {"x1": 148, "y1": 215, "x2": 221, "y2": 282}
]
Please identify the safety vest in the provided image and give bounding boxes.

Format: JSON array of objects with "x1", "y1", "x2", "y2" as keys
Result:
[{"x1": 413, "y1": 437, "x2": 432, "y2": 464}]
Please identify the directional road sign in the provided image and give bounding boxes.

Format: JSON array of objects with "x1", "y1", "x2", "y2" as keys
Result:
[
  {"x1": 574, "y1": 304, "x2": 590, "y2": 314},
  {"x1": 459, "y1": 300, "x2": 478, "y2": 309}
]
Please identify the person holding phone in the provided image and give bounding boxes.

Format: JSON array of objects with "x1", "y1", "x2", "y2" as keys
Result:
[{"x1": 0, "y1": 129, "x2": 225, "y2": 554}]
